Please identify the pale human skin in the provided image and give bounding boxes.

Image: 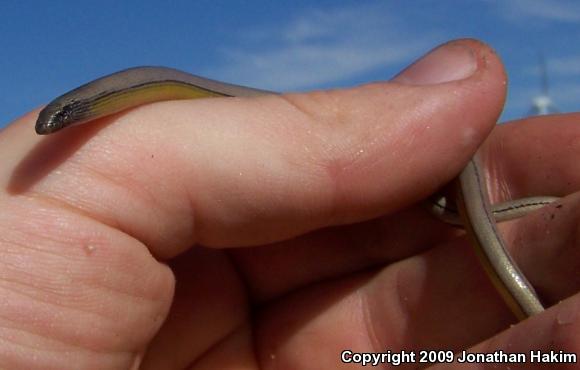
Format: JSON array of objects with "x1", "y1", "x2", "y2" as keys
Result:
[{"x1": 0, "y1": 39, "x2": 578, "y2": 369}]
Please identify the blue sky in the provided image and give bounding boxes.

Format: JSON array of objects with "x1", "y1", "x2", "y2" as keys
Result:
[{"x1": 1, "y1": 0, "x2": 579, "y2": 128}]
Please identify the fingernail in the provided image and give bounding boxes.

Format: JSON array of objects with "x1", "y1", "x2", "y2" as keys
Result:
[{"x1": 392, "y1": 43, "x2": 477, "y2": 85}]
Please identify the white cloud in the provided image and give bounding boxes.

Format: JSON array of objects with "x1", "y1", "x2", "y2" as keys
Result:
[
  {"x1": 551, "y1": 83, "x2": 580, "y2": 105},
  {"x1": 204, "y1": 4, "x2": 438, "y2": 91},
  {"x1": 497, "y1": 0, "x2": 580, "y2": 22},
  {"x1": 523, "y1": 55, "x2": 580, "y2": 77},
  {"x1": 550, "y1": 56, "x2": 580, "y2": 75}
]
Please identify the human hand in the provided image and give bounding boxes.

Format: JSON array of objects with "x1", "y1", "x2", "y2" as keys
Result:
[{"x1": 1, "y1": 39, "x2": 578, "y2": 369}]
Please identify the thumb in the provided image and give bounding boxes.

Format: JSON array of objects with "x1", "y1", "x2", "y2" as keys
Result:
[{"x1": 7, "y1": 39, "x2": 506, "y2": 256}]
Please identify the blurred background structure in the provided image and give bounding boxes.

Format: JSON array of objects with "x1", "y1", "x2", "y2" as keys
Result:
[{"x1": 528, "y1": 54, "x2": 559, "y2": 116}]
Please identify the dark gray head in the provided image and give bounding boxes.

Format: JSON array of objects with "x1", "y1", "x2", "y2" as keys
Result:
[{"x1": 35, "y1": 102, "x2": 76, "y2": 135}]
